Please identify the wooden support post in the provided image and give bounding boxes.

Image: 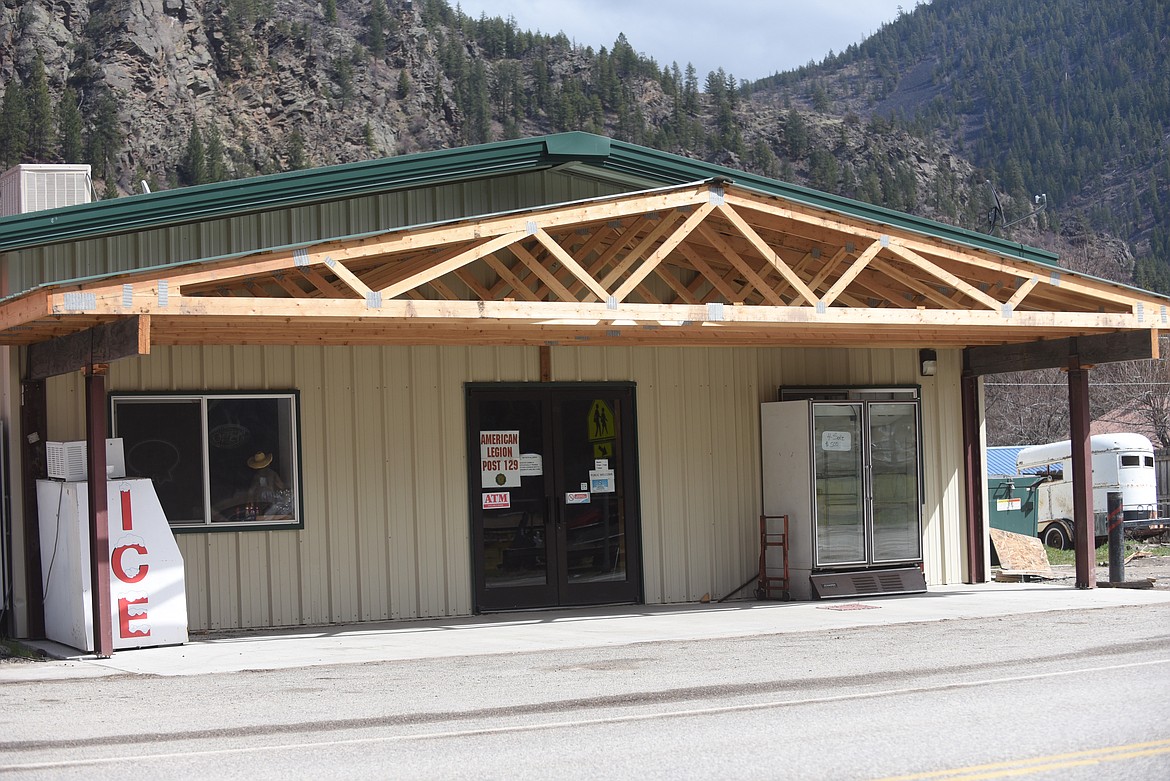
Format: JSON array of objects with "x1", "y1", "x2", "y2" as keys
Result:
[
  {"x1": 19, "y1": 380, "x2": 47, "y2": 638},
  {"x1": 1068, "y1": 358, "x2": 1095, "y2": 590},
  {"x1": 539, "y1": 345, "x2": 552, "y2": 382},
  {"x1": 961, "y1": 373, "x2": 987, "y2": 584},
  {"x1": 85, "y1": 364, "x2": 113, "y2": 657}
]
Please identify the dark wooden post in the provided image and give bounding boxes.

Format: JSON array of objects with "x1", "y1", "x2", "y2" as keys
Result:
[
  {"x1": 19, "y1": 380, "x2": 47, "y2": 638},
  {"x1": 961, "y1": 373, "x2": 987, "y2": 583},
  {"x1": 85, "y1": 364, "x2": 113, "y2": 657},
  {"x1": 1067, "y1": 357, "x2": 1095, "y2": 589}
]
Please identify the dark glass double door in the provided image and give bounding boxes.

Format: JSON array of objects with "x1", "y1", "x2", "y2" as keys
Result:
[{"x1": 468, "y1": 384, "x2": 642, "y2": 611}]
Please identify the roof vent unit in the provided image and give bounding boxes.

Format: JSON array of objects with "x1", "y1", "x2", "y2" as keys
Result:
[{"x1": 1, "y1": 164, "x2": 92, "y2": 217}]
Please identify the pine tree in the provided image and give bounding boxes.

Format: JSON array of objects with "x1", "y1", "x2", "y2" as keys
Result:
[
  {"x1": 206, "y1": 126, "x2": 227, "y2": 182},
  {"x1": 0, "y1": 81, "x2": 29, "y2": 166},
  {"x1": 467, "y1": 61, "x2": 491, "y2": 144},
  {"x1": 57, "y1": 87, "x2": 84, "y2": 163},
  {"x1": 704, "y1": 69, "x2": 726, "y2": 100},
  {"x1": 682, "y1": 64, "x2": 699, "y2": 116},
  {"x1": 811, "y1": 83, "x2": 830, "y2": 112},
  {"x1": 25, "y1": 56, "x2": 53, "y2": 160},
  {"x1": 532, "y1": 60, "x2": 550, "y2": 112},
  {"x1": 368, "y1": 0, "x2": 388, "y2": 57},
  {"x1": 783, "y1": 108, "x2": 809, "y2": 159},
  {"x1": 101, "y1": 166, "x2": 119, "y2": 199},
  {"x1": 809, "y1": 146, "x2": 839, "y2": 192},
  {"x1": 85, "y1": 91, "x2": 122, "y2": 176},
  {"x1": 750, "y1": 138, "x2": 778, "y2": 178},
  {"x1": 180, "y1": 125, "x2": 206, "y2": 185},
  {"x1": 286, "y1": 130, "x2": 306, "y2": 170},
  {"x1": 333, "y1": 57, "x2": 355, "y2": 105}
]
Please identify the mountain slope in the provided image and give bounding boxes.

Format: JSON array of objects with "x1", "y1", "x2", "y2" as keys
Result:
[
  {"x1": 748, "y1": 0, "x2": 1170, "y2": 287},
  {"x1": 0, "y1": 1, "x2": 969, "y2": 211},
  {"x1": 0, "y1": 0, "x2": 1164, "y2": 293}
]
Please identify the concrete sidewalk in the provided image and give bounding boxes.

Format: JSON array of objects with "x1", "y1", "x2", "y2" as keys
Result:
[{"x1": 8, "y1": 581, "x2": 1170, "y2": 681}]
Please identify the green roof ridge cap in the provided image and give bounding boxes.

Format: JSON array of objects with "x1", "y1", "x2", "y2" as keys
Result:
[{"x1": 544, "y1": 132, "x2": 612, "y2": 158}]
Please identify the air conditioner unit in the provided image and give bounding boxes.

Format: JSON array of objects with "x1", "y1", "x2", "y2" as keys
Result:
[
  {"x1": 45, "y1": 439, "x2": 127, "y2": 481},
  {"x1": 1, "y1": 164, "x2": 92, "y2": 217}
]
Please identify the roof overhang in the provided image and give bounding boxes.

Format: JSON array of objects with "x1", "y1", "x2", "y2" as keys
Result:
[{"x1": 1, "y1": 180, "x2": 1164, "y2": 353}]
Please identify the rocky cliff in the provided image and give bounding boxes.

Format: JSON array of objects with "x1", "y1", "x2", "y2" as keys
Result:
[{"x1": 0, "y1": 0, "x2": 977, "y2": 226}]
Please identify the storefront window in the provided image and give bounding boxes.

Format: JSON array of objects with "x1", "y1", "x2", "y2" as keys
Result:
[{"x1": 110, "y1": 392, "x2": 302, "y2": 531}]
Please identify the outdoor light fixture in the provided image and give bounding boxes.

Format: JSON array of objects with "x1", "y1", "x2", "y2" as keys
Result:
[{"x1": 919, "y1": 349, "x2": 937, "y2": 377}]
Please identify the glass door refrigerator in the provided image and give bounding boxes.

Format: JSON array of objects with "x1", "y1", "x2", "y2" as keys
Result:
[{"x1": 760, "y1": 399, "x2": 927, "y2": 600}]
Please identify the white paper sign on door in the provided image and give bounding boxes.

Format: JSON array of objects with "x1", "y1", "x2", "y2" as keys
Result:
[
  {"x1": 820, "y1": 431, "x2": 852, "y2": 451},
  {"x1": 520, "y1": 453, "x2": 543, "y2": 476},
  {"x1": 480, "y1": 431, "x2": 520, "y2": 488},
  {"x1": 589, "y1": 468, "x2": 616, "y2": 493}
]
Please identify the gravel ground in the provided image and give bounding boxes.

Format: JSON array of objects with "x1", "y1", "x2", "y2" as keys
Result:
[
  {"x1": 1045, "y1": 545, "x2": 1170, "y2": 589},
  {"x1": 0, "y1": 641, "x2": 45, "y2": 665}
]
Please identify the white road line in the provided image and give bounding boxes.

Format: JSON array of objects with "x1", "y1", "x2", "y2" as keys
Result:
[{"x1": 4, "y1": 657, "x2": 1168, "y2": 772}]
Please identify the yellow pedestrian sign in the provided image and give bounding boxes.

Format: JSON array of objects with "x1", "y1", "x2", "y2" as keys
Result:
[{"x1": 588, "y1": 400, "x2": 615, "y2": 441}]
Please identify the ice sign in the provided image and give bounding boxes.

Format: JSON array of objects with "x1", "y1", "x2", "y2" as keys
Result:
[{"x1": 821, "y1": 430, "x2": 852, "y2": 451}]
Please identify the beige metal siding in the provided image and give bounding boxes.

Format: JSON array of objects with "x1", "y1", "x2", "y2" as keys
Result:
[
  {"x1": 43, "y1": 344, "x2": 541, "y2": 630},
  {"x1": 919, "y1": 349, "x2": 969, "y2": 584},
  {"x1": 40, "y1": 343, "x2": 968, "y2": 631},
  {"x1": 2, "y1": 172, "x2": 625, "y2": 295}
]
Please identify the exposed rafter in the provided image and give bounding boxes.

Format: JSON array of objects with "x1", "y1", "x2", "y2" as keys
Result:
[{"x1": 0, "y1": 181, "x2": 1163, "y2": 350}]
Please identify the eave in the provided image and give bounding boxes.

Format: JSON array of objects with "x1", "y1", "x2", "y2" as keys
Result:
[{"x1": 1, "y1": 181, "x2": 1162, "y2": 352}]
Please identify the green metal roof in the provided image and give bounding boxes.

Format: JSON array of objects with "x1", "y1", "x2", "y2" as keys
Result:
[{"x1": 0, "y1": 131, "x2": 1057, "y2": 265}]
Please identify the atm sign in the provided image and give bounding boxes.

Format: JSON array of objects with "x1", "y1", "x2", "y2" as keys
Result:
[{"x1": 482, "y1": 492, "x2": 511, "y2": 509}]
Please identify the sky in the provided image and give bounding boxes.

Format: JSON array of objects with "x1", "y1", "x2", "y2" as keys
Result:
[{"x1": 453, "y1": 1, "x2": 919, "y2": 83}]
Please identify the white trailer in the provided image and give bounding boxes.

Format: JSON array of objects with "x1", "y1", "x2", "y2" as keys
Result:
[{"x1": 1014, "y1": 433, "x2": 1167, "y2": 548}]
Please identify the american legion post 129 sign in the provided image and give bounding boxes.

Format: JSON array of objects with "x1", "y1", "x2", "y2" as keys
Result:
[{"x1": 480, "y1": 431, "x2": 521, "y2": 488}]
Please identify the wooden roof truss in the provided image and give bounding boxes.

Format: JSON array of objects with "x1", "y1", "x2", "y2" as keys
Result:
[{"x1": 1, "y1": 182, "x2": 1162, "y2": 349}]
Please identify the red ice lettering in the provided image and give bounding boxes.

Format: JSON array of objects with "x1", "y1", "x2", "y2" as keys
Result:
[
  {"x1": 112, "y1": 543, "x2": 150, "y2": 584},
  {"x1": 118, "y1": 594, "x2": 150, "y2": 638},
  {"x1": 121, "y1": 489, "x2": 133, "y2": 531}
]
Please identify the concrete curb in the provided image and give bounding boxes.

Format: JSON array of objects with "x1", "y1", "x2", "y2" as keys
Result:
[{"x1": 7, "y1": 582, "x2": 1170, "y2": 680}]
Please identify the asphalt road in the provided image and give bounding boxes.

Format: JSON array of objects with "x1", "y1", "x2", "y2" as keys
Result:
[{"x1": 2, "y1": 603, "x2": 1169, "y2": 779}]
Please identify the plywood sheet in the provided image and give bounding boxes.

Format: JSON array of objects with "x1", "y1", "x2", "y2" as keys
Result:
[{"x1": 990, "y1": 527, "x2": 1052, "y2": 575}]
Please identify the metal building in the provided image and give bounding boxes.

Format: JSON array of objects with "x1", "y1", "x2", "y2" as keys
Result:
[{"x1": 1, "y1": 133, "x2": 1163, "y2": 643}]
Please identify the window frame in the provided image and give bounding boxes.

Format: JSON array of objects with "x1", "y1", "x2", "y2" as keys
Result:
[{"x1": 109, "y1": 390, "x2": 304, "y2": 533}]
